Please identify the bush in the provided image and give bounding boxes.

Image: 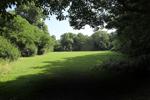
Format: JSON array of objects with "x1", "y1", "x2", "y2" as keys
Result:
[
  {"x1": 0, "y1": 36, "x2": 20, "y2": 61},
  {"x1": 95, "y1": 55, "x2": 150, "y2": 74},
  {"x1": 37, "y1": 34, "x2": 55, "y2": 55},
  {"x1": 21, "y1": 43, "x2": 37, "y2": 57},
  {"x1": 1, "y1": 15, "x2": 55, "y2": 57}
]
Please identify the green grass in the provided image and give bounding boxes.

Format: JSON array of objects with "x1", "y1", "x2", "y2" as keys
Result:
[
  {"x1": 0, "y1": 51, "x2": 122, "y2": 82},
  {"x1": 0, "y1": 51, "x2": 150, "y2": 100}
]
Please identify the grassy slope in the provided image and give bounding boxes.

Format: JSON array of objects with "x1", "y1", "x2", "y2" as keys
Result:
[{"x1": 0, "y1": 51, "x2": 150, "y2": 100}]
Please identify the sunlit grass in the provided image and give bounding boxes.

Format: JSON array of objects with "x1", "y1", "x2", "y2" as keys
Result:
[{"x1": 0, "y1": 51, "x2": 123, "y2": 82}]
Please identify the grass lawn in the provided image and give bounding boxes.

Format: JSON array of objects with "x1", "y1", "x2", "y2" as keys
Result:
[{"x1": 0, "y1": 51, "x2": 150, "y2": 100}]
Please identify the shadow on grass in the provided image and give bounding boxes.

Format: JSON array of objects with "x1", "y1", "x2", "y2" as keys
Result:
[{"x1": 0, "y1": 52, "x2": 150, "y2": 100}]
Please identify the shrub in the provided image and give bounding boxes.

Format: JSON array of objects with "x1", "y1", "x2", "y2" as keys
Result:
[
  {"x1": 95, "y1": 55, "x2": 150, "y2": 75},
  {"x1": 21, "y1": 43, "x2": 37, "y2": 57},
  {"x1": 1, "y1": 15, "x2": 55, "y2": 57},
  {"x1": 37, "y1": 34, "x2": 55, "y2": 55},
  {"x1": 0, "y1": 36, "x2": 20, "y2": 61}
]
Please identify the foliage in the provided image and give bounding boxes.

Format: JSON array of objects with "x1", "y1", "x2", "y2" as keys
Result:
[
  {"x1": 15, "y1": 2, "x2": 46, "y2": 24},
  {"x1": 81, "y1": 37, "x2": 94, "y2": 51},
  {"x1": 1, "y1": 0, "x2": 150, "y2": 77},
  {"x1": 109, "y1": 32, "x2": 120, "y2": 51},
  {"x1": 60, "y1": 32, "x2": 76, "y2": 51},
  {"x1": 91, "y1": 31, "x2": 111, "y2": 50},
  {"x1": 0, "y1": 36, "x2": 20, "y2": 61},
  {"x1": 98, "y1": 54, "x2": 150, "y2": 75},
  {"x1": 1, "y1": 0, "x2": 149, "y2": 57},
  {"x1": 54, "y1": 40, "x2": 63, "y2": 51},
  {"x1": 21, "y1": 43, "x2": 37, "y2": 57},
  {"x1": 15, "y1": 2, "x2": 49, "y2": 33},
  {"x1": 37, "y1": 34, "x2": 55, "y2": 55},
  {"x1": 73, "y1": 33, "x2": 89, "y2": 51},
  {"x1": 55, "y1": 31, "x2": 112, "y2": 51},
  {"x1": 0, "y1": 15, "x2": 55, "y2": 57}
]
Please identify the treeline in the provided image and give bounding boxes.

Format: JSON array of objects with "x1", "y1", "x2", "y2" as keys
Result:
[
  {"x1": 0, "y1": 1, "x2": 118, "y2": 62},
  {"x1": 0, "y1": 2, "x2": 55, "y2": 61},
  {"x1": 0, "y1": 2, "x2": 117, "y2": 61},
  {"x1": 54, "y1": 31, "x2": 115, "y2": 51},
  {"x1": 0, "y1": 1, "x2": 117, "y2": 62}
]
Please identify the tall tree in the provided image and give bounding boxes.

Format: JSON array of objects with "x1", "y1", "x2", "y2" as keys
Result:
[
  {"x1": 15, "y1": 2, "x2": 49, "y2": 33},
  {"x1": 73, "y1": 33, "x2": 89, "y2": 51},
  {"x1": 60, "y1": 33, "x2": 75, "y2": 51},
  {"x1": 92, "y1": 31, "x2": 110, "y2": 50}
]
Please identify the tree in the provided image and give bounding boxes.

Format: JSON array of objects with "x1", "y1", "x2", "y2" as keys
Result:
[
  {"x1": 73, "y1": 33, "x2": 89, "y2": 51},
  {"x1": 0, "y1": 15, "x2": 55, "y2": 56},
  {"x1": 81, "y1": 36, "x2": 95, "y2": 51},
  {"x1": 15, "y1": 2, "x2": 44, "y2": 24},
  {"x1": 91, "y1": 31, "x2": 110, "y2": 50},
  {"x1": 57, "y1": 31, "x2": 112, "y2": 51},
  {"x1": 60, "y1": 32, "x2": 76, "y2": 51},
  {"x1": 37, "y1": 34, "x2": 55, "y2": 55},
  {"x1": 15, "y1": 2, "x2": 49, "y2": 33},
  {"x1": 54, "y1": 40, "x2": 63, "y2": 51},
  {"x1": 0, "y1": 0, "x2": 150, "y2": 56}
]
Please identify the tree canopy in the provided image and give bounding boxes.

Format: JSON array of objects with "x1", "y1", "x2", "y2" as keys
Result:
[
  {"x1": 0, "y1": 0, "x2": 150, "y2": 56},
  {"x1": 0, "y1": 15, "x2": 55, "y2": 57},
  {"x1": 55, "y1": 31, "x2": 112, "y2": 51},
  {"x1": 15, "y1": 2, "x2": 49, "y2": 33},
  {"x1": 91, "y1": 31, "x2": 110, "y2": 50},
  {"x1": 1, "y1": 0, "x2": 149, "y2": 28}
]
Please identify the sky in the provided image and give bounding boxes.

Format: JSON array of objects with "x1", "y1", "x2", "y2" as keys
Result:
[
  {"x1": 44, "y1": 15, "x2": 94, "y2": 39},
  {"x1": 45, "y1": 15, "x2": 116, "y2": 39}
]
